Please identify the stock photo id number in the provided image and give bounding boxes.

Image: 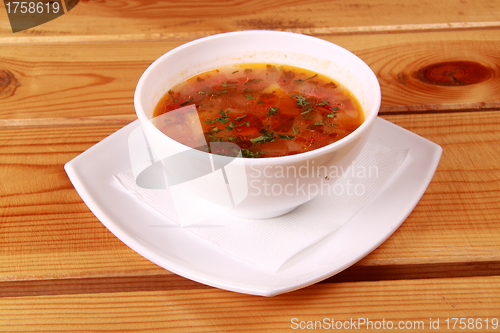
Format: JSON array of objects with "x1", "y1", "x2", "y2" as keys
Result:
[{"x1": 3, "y1": 0, "x2": 79, "y2": 32}]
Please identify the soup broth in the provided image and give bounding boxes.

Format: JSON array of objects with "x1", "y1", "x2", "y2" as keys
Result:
[{"x1": 153, "y1": 63, "x2": 364, "y2": 158}]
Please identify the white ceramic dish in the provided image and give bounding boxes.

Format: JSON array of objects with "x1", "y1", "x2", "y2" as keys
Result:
[
  {"x1": 65, "y1": 117, "x2": 441, "y2": 296},
  {"x1": 134, "y1": 31, "x2": 381, "y2": 219}
]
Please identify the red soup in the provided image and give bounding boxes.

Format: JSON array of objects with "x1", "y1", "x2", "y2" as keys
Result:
[{"x1": 153, "y1": 63, "x2": 364, "y2": 158}]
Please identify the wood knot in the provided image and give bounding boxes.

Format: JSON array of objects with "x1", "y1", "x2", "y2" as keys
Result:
[
  {"x1": 415, "y1": 61, "x2": 491, "y2": 86},
  {"x1": 0, "y1": 69, "x2": 20, "y2": 98}
]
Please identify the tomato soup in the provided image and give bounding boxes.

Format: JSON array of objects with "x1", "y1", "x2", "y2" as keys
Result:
[{"x1": 153, "y1": 63, "x2": 364, "y2": 158}]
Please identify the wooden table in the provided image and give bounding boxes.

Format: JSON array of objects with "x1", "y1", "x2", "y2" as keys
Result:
[{"x1": 1, "y1": 0, "x2": 499, "y2": 331}]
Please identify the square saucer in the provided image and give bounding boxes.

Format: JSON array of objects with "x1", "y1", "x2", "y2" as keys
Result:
[{"x1": 65, "y1": 118, "x2": 441, "y2": 296}]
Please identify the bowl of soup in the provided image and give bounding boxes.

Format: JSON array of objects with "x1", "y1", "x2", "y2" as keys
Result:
[{"x1": 134, "y1": 30, "x2": 380, "y2": 220}]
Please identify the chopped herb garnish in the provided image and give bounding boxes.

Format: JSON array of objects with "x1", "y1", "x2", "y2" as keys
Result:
[
  {"x1": 241, "y1": 149, "x2": 262, "y2": 158},
  {"x1": 250, "y1": 136, "x2": 268, "y2": 144},
  {"x1": 215, "y1": 117, "x2": 229, "y2": 124},
  {"x1": 226, "y1": 122, "x2": 236, "y2": 130},
  {"x1": 232, "y1": 70, "x2": 239, "y2": 74},
  {"x1": 250, "y1": 129, "x2": 275, "y2": 144},
  {"x1": 180, "y1": 98, "x2": 194, "y2": 106},
  {"x1": 295, "y1": 74, "x2": 317, "y2": 82},
  {"x1": 267, "y1": 107, "x2": 279, "y2": 116},
  {"x1": 245, "y1": 95, "x2": 255, "y2": 99},
  {"x1": 326, "y1": 107, "x2": 339, "y2": 118},
  {"x1": 221, "y1": 82, "x2": 228, "y2": 87},
  {"x1": 294, "y1": 94, "x2": 309, "y2": 106},
  {"x1": 236, "y1": 121, "x2": 249, "y2": 127},
  {"x1": 278, "y1": 134, "x2": 295, "y2": 139},
  {"x1": 314, "y1": 121, "x2": 326, "y2": 126},
  {"x1": 235, "y1": 115, "x2": 247, "y2": 122},
  {"x1": 301, "y1": 110, "x2": 311, "y2": 115},
  {"x1": 208, "y1": 109, "x2": 230, "y2": 123},
  {"x1": 318, "y1": 101, "x2": 329, "y2": 106}
]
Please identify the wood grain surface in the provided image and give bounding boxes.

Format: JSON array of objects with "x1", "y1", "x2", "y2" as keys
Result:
[
  {"x1": 1, "y1": 276, "x2": 499, "y2": 332},
  {"x1": 1, "y1": 0, "x2": 500, "y2": 330},
  {"x1": 1, "y1": 30, "x2": 499, "y2": 121},
  {"x1": 1, "y1": 0, "x2": 500, "y2": 38},
  {"x1": 1, "y1": 111, "x2": 499, "y2": 294}
]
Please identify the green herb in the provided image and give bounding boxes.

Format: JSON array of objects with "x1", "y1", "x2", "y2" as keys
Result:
[
  {"x1": 226, "y1": 122, "x2": 236, "y2": 131},
  {"x1": 294, "y1": 94, "x2": 309, "y2": 106},
  {"x1": 210, "y1": 109, "x2": 230, "y2": 124},
  {"x1": 267, "y1": 107, "x2": 279, "y2": 116},
  {"x1": 245, "y1": 95, "x2": 255, "y2": 99},
  {"x1": 250, "y1": 129, "x2": 276, "y2": 144},
  {"x1": 235, "y1": 115, "x2": 247, "y2": 122},
  {"x1": 215, "y1": 117, "x2": 229, "y2": 124},
  {"x1": 314, "y1": 121, "x2": 326, "y2": 126},
  {"x1": 326, "y1": 107, "x2": 339, "y2": 118},
  {"x1": 236, "y1": 121, "x2": 249, "y2": 127},
  {"x1": 241, "y1": 149, "x2": 263, "y2": 158},
  {"x1": 301, "y1": 110, "x2": 311, "y2": 115},
  {"x1": 204, "y1": 118, "x2": 215, "y2": 124},
  {"x1": 232, "y1": 70, "x2": 239, "y2": 74},
  {"x1": 210, "y1": 127, "x2": 221, "y2": 134},
  {"x1": 180, "y1": 98, "x2": 194, "y2": 106},
  {"x1": 250, "y1": 136, "x2": 268, "y2": 144},
  {"x1": 278, "y1": 134, "x2": 295, "y2": 139},
  {"x1": 295, "y1": 74, "x2": 317, "y2": 82},
  {"x1": 318, "y1": 101, "x2": 328, "y2": 106},
  {"x1": 221, "y1": 82, "x2": 228, "y2": 87}
]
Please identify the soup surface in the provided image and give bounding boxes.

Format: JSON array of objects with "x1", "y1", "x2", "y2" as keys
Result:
[{"x1": 153, "y1": 63, "x2": 364, "y2": 158}]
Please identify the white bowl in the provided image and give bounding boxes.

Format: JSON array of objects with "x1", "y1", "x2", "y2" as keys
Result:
[{"x1": 134, "y1": 30, "x2": 380, "y2": 221}]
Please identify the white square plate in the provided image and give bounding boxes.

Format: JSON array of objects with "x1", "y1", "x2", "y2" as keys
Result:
[{"x1": 65, "y1": 118, "x2": 441, "y2": 296}]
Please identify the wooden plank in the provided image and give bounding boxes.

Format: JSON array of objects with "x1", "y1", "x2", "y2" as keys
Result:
[
  {"x1": 0, "y1": 111, "x2": 499, "y2": 285},
  {"x1": 1, "y1": 29, "x2": 499, "y2": 121},
  {"x1": 0, "y1": 276, "x2": 499, "y2": 332},
  {"x1": 1, "y1": 0, "x2": 499, "y2": 37},
  {"x1": 0, "y1": 124, "x2": 163, "y2": 280},
  {"x1": 364, "y1": 111, "x2": 500, "y2": 266}
]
